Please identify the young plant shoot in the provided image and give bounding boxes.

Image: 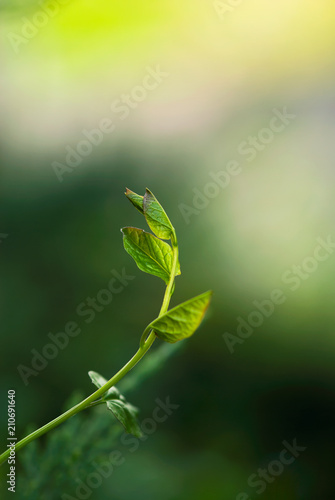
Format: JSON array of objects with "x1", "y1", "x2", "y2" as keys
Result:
[{"x1": 0, "y1": 188, "x2": 212, "y2": 465}]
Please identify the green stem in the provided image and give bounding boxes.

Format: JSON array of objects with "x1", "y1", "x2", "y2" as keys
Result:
[
  {"x1": 140, "y1": 230, "x2": 179, "y2": 348},
  {"x1": 159, "y1": 230, "x2": 178, "y2": 315},
  {"x1": 0, "y1": 230, "x2": 179, "y2": 466},
  {"x1": 0, "y1": 335, "x2": 155, "y2": 466},
  {"x1": 87, "y1": 400, "x2": 105, "y2": 408}
]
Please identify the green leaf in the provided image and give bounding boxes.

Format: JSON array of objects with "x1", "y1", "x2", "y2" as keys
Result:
[
  {"x1": 102, "y1": 391, "x2": 124, "y2": 402},
  {"x1": 88, "y1": 371, "x2": 120, "y2": 400},
  {"x1": 143, "y1": 188, "x2": 174, "y2": 240},
  {"x1": 149, "y1": 290, "x2": 213, "y2": 343},
  {"x1": 125, "y1": 188, "x2": 144, "y2": 214},
  {"x1": 88, "y1": 371, "x2": 142, "y2": 436},
  {"x1": 106, "y1": 400, "x2": 142, "y2": 438},
  {"x1": 121, "y1": 227, "x2": 180, "y2": 283},
  {"x1": 88, "y1": 370, "x2": 107, "y2": 388}
]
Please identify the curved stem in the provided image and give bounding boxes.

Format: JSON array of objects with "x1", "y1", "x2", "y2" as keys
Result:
[
  {"x1": 140, "y1": 325, "x2": 153, "y2": 349},
  {"x1": 0, "y1": 229, "x2": 179, "y2": 466},
  {"x1": 0, "y1": 333, "x2": 156, "y2": 465}
]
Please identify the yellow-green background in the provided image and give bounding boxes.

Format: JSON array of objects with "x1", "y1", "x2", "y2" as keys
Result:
[{"x1": 1, "y1": 1, "x2": 335, "y2": 498}]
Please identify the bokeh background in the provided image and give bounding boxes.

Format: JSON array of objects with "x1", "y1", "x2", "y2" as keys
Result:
[{"x1": 1, "y1": 1, "x2": 335, "y2": 498}]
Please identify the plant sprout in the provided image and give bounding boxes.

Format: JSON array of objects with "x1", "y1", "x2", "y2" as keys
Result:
[{"x1": 0, "y1": 188, "x2": 212, "y2": 465}]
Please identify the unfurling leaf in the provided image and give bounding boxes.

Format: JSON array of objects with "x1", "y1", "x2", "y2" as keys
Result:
[
  {"x1": 125, "y1": 188, "x2": 144, "y2": 214},
  {"x1": 121, "y1": 227, "x2": 180, "y2": 283},
  {"x1": 143, "y1": 188, "x2": 174, "y2": 240},
  {"x1": 149, "y1": 291, "x2": 213, "y2": 343},
  {"x1": 88, "y1": 371, "x2": 142, "y2": 436},
  {"x1": 106, "y1": 400, "x2": 142, "y2": 438},
  {"x1": 88, "y1": 371, "x2": 120, "y2": 400}
]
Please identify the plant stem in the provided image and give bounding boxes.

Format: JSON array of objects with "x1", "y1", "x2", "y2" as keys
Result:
[
  {"x1": 0, "y1": 231, "x2": 179, "y2": 466},
  {"x1": 140, "y1": 230, "x2": 179, "y2": 348},
  {"x1": 0, "y1": 334, "x2": 155, "y2": 465},
  {"x1": 159, "y1": 230, "x2": 179, "y2": 316}
]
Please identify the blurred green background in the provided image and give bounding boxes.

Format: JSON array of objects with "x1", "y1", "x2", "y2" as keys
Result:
[{"x1": 1, "y1": 1, "x2": 335, "y2": 498}]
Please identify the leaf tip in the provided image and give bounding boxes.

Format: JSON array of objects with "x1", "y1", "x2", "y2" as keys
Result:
[
  {"x1": 125, "y1": 189, "x2": 144, "y2": 214},
  {"x1": 144, "y1": 187, "x2": 155, "y2": 199},
  {"x1": 203, "y1": 289, "x2": 214, "y2": 304}
]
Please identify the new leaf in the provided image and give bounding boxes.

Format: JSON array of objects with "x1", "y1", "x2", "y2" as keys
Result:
[
  {"x1": 125, "y1": 188, "x2": 144, "y2": 214},
  {"x1": 149, "y1": 291, "x2": 213, "y2": 343},
  {"x1": 143, "y1": 188, "x2": 174, "y2": 240},
  {"x1": 121, "y1": 227, "x2": 180, "y2": 283}
]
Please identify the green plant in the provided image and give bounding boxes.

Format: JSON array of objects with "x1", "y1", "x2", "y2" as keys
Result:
[{"x1": 0, "y1": 188, "x2": 212, "y2": 465}]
